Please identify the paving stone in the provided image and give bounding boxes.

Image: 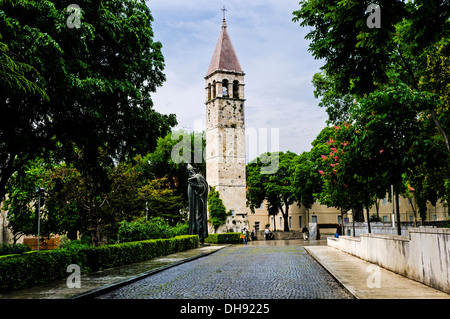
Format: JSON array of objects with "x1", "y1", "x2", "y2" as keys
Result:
[{"x1": 96, "y1": 243, "x2": 353, "y2": 299}]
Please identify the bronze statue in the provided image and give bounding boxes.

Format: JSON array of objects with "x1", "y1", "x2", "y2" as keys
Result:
[{"x1": 187, "y1": 164, "x2": 208, "y2": 244}]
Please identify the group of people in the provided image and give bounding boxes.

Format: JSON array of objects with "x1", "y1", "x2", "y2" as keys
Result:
[
  {"x1": 240, "y1": 223, "x2": 344, "y2": 244},
  {"x1": 240, "y1": 227, "x2": 273, "y2": 244},
  {"x1": 239, "y1": 227, "x2": 276, "y2": 243},
  {"x1": 240, "y1": 228, "x2": 256, "y2": 244}
]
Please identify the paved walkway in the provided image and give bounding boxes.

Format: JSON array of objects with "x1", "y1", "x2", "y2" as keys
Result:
[
  {"x1": 305, "y1": 245, "x2": 450, "y2": 299},
  {"x1": 0, "y1": 239, "x2": 448, "y2": 299},
  {"x1": 96, "y1": 240, "x2": 352, "y2": 299},
  {"x1": 0, "y1": 245, "x2": 226, "y2": 299}
]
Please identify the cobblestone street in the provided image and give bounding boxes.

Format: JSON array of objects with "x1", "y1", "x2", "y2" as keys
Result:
[{"x1": 96, "y1": 240, "x2": 353, "y2": 299}]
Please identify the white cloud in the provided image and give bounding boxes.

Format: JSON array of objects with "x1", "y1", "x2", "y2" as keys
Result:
[{"x1": 147, "y1": 0, "x2": 329, "y2": 159}]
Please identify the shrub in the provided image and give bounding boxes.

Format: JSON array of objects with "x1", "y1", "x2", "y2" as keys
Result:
[
  {"x1": 0, "y1": 235, "x2": 199, "y2": 292},
  {"x1": 117, "y1": 217, "x2": 189, "y2": 243},
  {"x1": 204, "y1": 232, "x2": 241, "y2": 244},
  {"x1": 0, "y1": 244, "x2": 31, "y2": 256},
  {"x1": 171, "y1": 220, "x2": 189, "y2": 237},
  {"x1": 71, "y1": 235, "x2": 199, "y2": 272},
  {"x1": 208, "y1": 187, "x2": 229, "y2": 231},
  {"x1": 0, "y1": 250, "x2": 74, "y2": 291}
]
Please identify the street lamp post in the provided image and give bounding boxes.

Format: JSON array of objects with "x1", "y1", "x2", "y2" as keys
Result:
[
  {"x1": 35, "y1": 187, "x2": 45, "y2": 254},
  {"x1": 391, "y1": 185, "x2": 395, "y2": 229}
]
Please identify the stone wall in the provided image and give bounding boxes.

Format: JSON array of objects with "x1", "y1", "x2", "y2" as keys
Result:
[
  {"x1": 343, "y1": 222, "x2": 409, "y2": 237},
  {"x1": 255, "y1": 230, "x2": 304, "y2": 240},
  {"x1": 328, "y1": 227, "x2": 450, "y2": 294}
]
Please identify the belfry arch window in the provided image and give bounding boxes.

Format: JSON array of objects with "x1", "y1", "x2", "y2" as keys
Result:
[
  {"x1": 233, "y1": 80, "x2": 239, "y2": 99},
  {"x1": 207, "y1": 83, "x2": 211, "y2": 100},
  {"x1": 212, "y1": 81, "x2": 216, "y2": 98},
  {"x1": 222, "y1": 79, "x2": 229, "y2": 97}
]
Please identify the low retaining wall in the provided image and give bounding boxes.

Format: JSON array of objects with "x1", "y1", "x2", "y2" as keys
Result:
[
  {"x1": 342, "y1": 222, "x2": 409, "y2": 237},
  {"x1": 255, "y1": 231, "x2": 304, "y2": 240},
  {"x1": 328, "y1": 227, "x2": 450, "y2": 294}
]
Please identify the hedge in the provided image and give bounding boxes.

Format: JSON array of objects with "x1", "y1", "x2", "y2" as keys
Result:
[
  {"x1": 204, "y1": 232, "x2": 241, "y2": 244},
  {"x1": 0, "y1": 235, "x2": 198, "y2": 292},
  {"x1": 0, "y1": 243, "x2": 31, "y2": 256}
]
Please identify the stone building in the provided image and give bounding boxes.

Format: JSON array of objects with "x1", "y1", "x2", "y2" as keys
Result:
[{"x1": 205, "y1": 17, "x2": 249, "y2": 233}]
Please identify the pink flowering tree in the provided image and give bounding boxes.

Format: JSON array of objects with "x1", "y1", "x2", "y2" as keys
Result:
[{"x1": 317, "y1": 122, "x2": 387, "y2": 233}]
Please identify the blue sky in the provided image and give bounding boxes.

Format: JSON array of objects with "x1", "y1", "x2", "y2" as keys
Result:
[{"x1": 146, "y1": 0, "x2": 328, "y2": 160}]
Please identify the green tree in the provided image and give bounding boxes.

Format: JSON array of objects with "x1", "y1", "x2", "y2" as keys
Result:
[
  {"x1": 0, "y1": 37, "x2": 48, "y2": 101},
  {"x1": 137, "y1": 177, "x2": 185, "y2": 225},
  {"x1": 292, "y1": 151, "x2": 320, "y2": 219},
  {"x1": 293, "y1": 0, "x2": 450, "y2": 155},
  {"x1": 294, "y1": 0, "x2": 450, "y2": 229},
  {"x1": 311, "y1": 72, "x2": 354, "y2": 125},
  {"x1": 350, "y1": 78, "x2": 436, "y2": 233},
  {"x1": 246, "y1": 151, "x2": 297, "y2": 232},
  {"x1": 147, "y1": 130, "x2": 206, "y2": 207},
  {"x1": 207, "y1": 186, "x2": 229, "y2": 232},
  {"x1": 0, "y1": 0, "x2": 176, "y2": 203},
  {"x1": 2, "y1": 158, "x2": 51, "y2": 243}
]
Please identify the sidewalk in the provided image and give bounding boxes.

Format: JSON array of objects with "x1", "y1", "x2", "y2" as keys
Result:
[
  {"x1": 305, "y1": 245, "x2": 450, "y2": 299},
  {"x1": 0, "y1": 244, "x2": 226, "y2": 299}
]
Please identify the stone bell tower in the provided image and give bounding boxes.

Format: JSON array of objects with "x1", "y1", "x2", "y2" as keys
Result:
[{"x1": 205, "y1": 16, "x2": 248, "y2": 232}]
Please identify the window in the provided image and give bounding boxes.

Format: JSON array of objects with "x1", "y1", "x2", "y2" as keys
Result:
[
  {"x1": 279, "y1": 216, "x2": 283, "y2": 228},
  {"x1": 254, "y1": 221, "x2": 260, "y2": 232},
  {"x1": 298, "y1": 216, "x2": 302, "y2": 228},
  {"x1": 337, "y1": 215, "x2": 342, "y2": 223},
  {"x1": 289, "y1": 216, "x2": 292, "y2": 229},
  {"x1": 207, "y1": 83, "x2": 211, "y2": 100},
  {"x1": 233, "y1": 80, "x2": 239, "y2": 98},
  {"x1": 382, "y1": 215, "x2": 388, "y2": 222},
  {"x1": 212, "y1": 81, "x2": 216, "y2": 98},
  {"x1": 222, "y1": 79, "x2": 229, "y2": 97},
  {"x1": 311, "y1": 215, "x2": 317, "y2": 223},
  {"x1": 382, "y1": 196, "x2": 387, "y2": 205}
]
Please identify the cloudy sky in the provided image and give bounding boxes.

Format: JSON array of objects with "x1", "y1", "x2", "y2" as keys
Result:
[{"x1": 146, "y1": 0, "x2": 328, "y2": 161}]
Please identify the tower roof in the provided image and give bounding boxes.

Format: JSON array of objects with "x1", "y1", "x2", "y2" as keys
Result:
[{"x1": 206, "y1": 18, "x2": 242, "y2": 77}]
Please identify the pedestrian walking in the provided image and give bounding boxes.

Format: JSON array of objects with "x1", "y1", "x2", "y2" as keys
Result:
[
  {"x1": 302, "y1": 225, "x2": 309, "y2": 240},
  {"x1": 242, "y1": 227, "x2": 248, "y2": 244},
  {"x1": 264, "y1": 227, "x2": 269, "y2": 239},
  {"x1": 335, "y1": 223, "x2": 342, "y2": 238}
]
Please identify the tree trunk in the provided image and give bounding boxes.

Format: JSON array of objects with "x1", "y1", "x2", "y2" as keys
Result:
[
  {"x1": 375, "y1": 200, "x2": 380, "y2": 220},
  {"x1": 364, "y1": 187, "x2": 371, "y2": 233},
  {"x1": 353, "y1": 204, "x2": 364, "y2": 222},
  {"x1": 366, "y1": 204, "x2": 371, "y2": 233},
  {"x1": 430, "y1": 108, "x2": 450, "y2": 154},
  {"x1": 90, "y1": 218, "x2": 101, "y2": 246},
  {"x1": 280, "y1": 203, "x2": 290, "y2": 232},
  {"x1": 395, "y1": 190, "x2": 401, "y2": 235}
]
